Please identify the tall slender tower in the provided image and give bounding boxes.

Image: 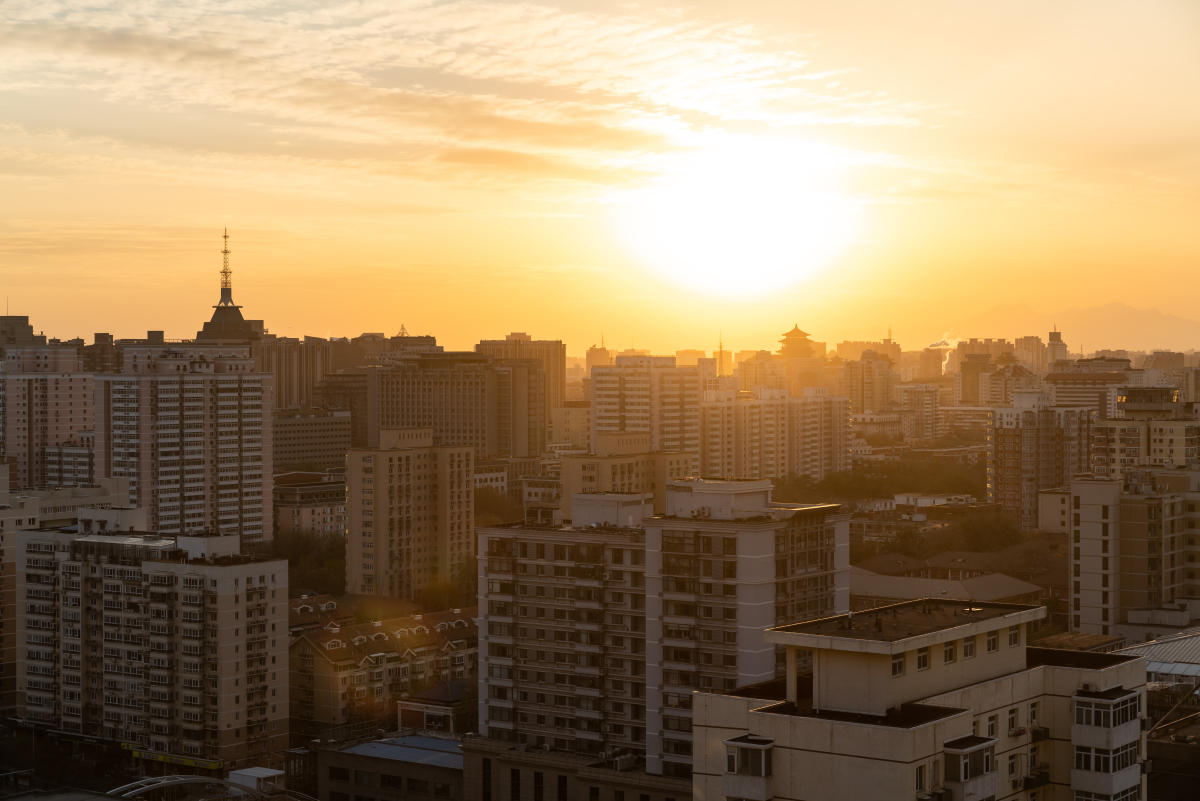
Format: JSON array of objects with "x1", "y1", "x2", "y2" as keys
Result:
[{"x1": 218, "y1": 227, "x2": 235, "y2": 307}]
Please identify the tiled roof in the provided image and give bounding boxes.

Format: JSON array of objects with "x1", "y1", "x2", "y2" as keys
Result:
[
  {"x1": 850, "y1": 566, "x2": 1041, "y2": 603},
  {"x1": 298, "y1": 607, "x2": 478, "y2": 665}
]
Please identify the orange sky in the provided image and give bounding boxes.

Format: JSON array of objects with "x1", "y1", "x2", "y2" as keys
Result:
[{"x1": 2, "y1": 1, "x2": 1198, "y2": 355}]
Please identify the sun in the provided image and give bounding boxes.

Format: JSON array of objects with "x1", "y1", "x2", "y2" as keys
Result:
[{"x1": 615, "y1": 136, "x2": 860, "y2": 297}]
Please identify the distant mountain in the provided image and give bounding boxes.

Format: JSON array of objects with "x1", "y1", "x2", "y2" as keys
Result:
[{"x1": 948, "y1": 303, "x2": 1200, "y2": 353}]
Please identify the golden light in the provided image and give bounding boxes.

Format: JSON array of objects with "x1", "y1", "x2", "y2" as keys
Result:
[{"x1": 615, "y1": 135, "x2": 860, "y2": 297}]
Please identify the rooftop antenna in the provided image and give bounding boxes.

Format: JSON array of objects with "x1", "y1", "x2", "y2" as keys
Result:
[
  {"x1": 216, "y1": 228, "x2": 236, "y2": 307},
  {"x1": 399, "y1": 324, "x2": 409, "y2": 337}
]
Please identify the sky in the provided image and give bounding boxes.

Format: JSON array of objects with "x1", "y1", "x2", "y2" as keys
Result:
[{"x1": 2, "y1": 1, "x2": 1199, "y2": 355}]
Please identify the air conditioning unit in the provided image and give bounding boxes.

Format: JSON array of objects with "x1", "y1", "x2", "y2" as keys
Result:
[
  {"x1": 602, "y1": 573, "x2": 611, "y2": 581},
  {"x1": 601, "y1": 724, "x2": 611, "y2": 733},
  {"x1": 1012, "y1": 779, "x2": 1023, "y2": 791},
  {"x1": 1082, "y1": 682, "x2": 1097, "y2": 692}
]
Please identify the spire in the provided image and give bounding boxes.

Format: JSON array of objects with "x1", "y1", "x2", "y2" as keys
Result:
[{"x1": 217, "y1": 228, "x2": 237, "y2": 307}]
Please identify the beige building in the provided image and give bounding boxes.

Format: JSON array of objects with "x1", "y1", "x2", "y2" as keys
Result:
[
  {"x1": 252, "y1": 335, "x2": 330, "y2": 410},
  {"x1": 345, "y1": 428, "x2": 474, "y2": 601},
  {"x1": 94, "y1": 347, "x2": 273, "y2": 543},
  {"x1": 13, "y1": 527, "x2": 289, "y2": 776},
  {"x1": 559, "y1": 432, "x2": 692, "y2": 521},
  {"x1": 1092, "y1": 388, "x2": 1198, "y2": 480},
  {"x1": 693, "y1": 600, "x2": 1148, "y2": 801},
  {"x1": 840, "y1": 352, "x2": 897, "y2": 415},
  {"x1": 898, "y1": 383, "x2": 943, "y2": 441},
  {"x1": 549, "y1": 400, "x2": 590, "y2": 450},
  {"x1": 289, "y1": 606, "x2": 477, "y2": 744},
  {"x1": 988, "y1": 391, "x2": 1094, "y2": 530},
  {"x1": 979, "y1": 363, "x2": 1045, "y2": 406},
  {"x1": 590, "y1": 356, "x2": 700, "y2": 462},
  {"x1": 476, "y1": 332, "x2": 567, "y2": 427},
  {"x1": 272, "y1": 407, "x2": 351, "y2": 472},
  {"x1": 1044, "y1": 371, "x2": 1127, "y2": 419},
  {"x1": 0, "y1": 360, "x2": 94, "y2": 489},
  {"x1": 699, "y1": 386, "x2": 850, "y2": 482}
]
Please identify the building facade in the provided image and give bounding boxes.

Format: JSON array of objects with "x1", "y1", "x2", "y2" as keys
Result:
[
  {"x1": 590, "y1": 357, "x2": 700, "y2": 463},
  {"x1": 0, "y1": 366, "x2": 94, "y2": 489},
  {"x1": 272, "y1": 408, "x2": 351, "y2": 472},
  {"x1": 344, "y1": 429, "x2": 474, "y2": 601},
  {"x1": 476, "y1": 333, "x2": 567, "y2": 425},
  {"x1": 558, "y1": 432, "x2": 692, "y2": 521},
  {"x1": 13, "y1": 528, "x2": 289, "y2": 775},
  {"x1": 273, "y1": 471, "x2": 347, "y2": 537},
  {"x1": 987, "y1": 392, "x2": 1093, "y2": 530}
]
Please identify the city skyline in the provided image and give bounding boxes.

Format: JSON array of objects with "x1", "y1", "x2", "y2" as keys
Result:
[{"x1": 3, "y1": 1, "x2": 1198, "y2": 353}]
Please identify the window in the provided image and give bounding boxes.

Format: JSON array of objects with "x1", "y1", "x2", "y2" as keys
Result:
[
  {"x1": 963, "y1": 635, "x2": 976, "y2": 659},
  {"x1": 987, "y1": 715, "x2": 997, "y2": 737},
  {"x1": 1074, "y1": 742, "x2": 1139, "y2": 773},
  {"x1": 329, "y1": 767, "x2": 350, "y2": 782},
  {"x1": 987, "y1": 630, "x2": 998, "y2": 652},
  {"x1": 1008, "y1": 625, "x2": 1020, "y2": 647},
  {"x1": 917, "y1": 647, "x2": 930, "y2": 671},
  {"x1": 557, "y1": 776, "x2": 567, "y2": 801},
  {"x1": 891, "y1": 653, "x2": 905, "y2": 677},
  {"x1": 1008, "y1": 755, "x2": 1017, "y2": 776},
  {"x1": 407, "y1": 779, "x2": 430, "y2": 793},
  {"x1": 1029, "y1": 701, "x2": 1039, "y2": 726},
  {"x1": 915, "y1": 764, "x2": 926, "y2": 791},
  {"x1": 944, "y1": 641, "x2": 956, "y2": 664},
  {"x1": 1008, "y1": 708, "x2": 1018, "y2": 733},
  {"x1": 354, "y1": 771, "x2": 375, "y2": 786},
  {"x1": 726, "y1": 745, "x2": 772, "y2": 777},
  {"x1": 1076, "y1": 695, "x2": 1139, "y2": 728},
  {"x1": 380, "y1": 776, "x2": 402, "y2": 789}
]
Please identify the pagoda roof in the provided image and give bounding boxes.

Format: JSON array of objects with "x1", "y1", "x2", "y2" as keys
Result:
[{"x1": 781, "y1": 324, "x2": 810, "y2": 338}]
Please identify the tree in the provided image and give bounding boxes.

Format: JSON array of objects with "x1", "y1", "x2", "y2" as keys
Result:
[
  {"x1": 273, "y1": 529, "x2": 347, "y2": 597},
  {"x1": 474, "y1": 487, "x2": 523, "y2": 526}
]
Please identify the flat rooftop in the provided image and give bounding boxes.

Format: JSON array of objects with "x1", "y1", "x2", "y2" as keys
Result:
[
  {"x1": 1026, "y1": 647, "x2": 1141, "y2": 671},
  {"x1": 339, "y1": 736, "x2": 463, "y2": 770},
  {"x1": 751, "y1": 699, "x2": 967, "y2": 729},
  {"x1": 769, "y1": 600, "x2": 1043, "y2": 644}
]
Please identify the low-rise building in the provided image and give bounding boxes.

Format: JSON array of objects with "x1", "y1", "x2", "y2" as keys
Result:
[
  {"x1": 272, "y1": 407, "x2": 351, "y2": 472},
  {"x1": 850, "y1": 565, "x2": 1043, "y2": 610},
  {"x1": 289, "y1": 607, "x2": 478, "y2": 744},
  {"x1": 558, "y1": 432, "x2": 692, "y2": 521},
  {"x1": 289, "y1": 592, "x2": 354, "y2": 635},
  {"x1": 274, "y1": 471, "x2": 347, "y2": 537},
  {"x1": 319, "y1": 734, "x2": 463, "y2": 801},
  {"x1": 693, "y1": 600, "x2": 1149, "y2": 801}
]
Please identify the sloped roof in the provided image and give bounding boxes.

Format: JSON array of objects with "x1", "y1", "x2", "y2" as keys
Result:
[
  {"x1": 850, "y1": 565, "x2": 1041, "y2": 602},
  {"x1": 297, "y1": 607, "x2": 478, "y2": 665},
  {"x1": 340, "y1": 736, "x2": 463, "y2": 770},
  {"x1": 1115, "y1": 631, "x2": 1200, "y2": 666},
  {"x1": 854, "y1": 553, "x2": 927, "y2": 576},
  {"x1": 924, "y1": 551, "x2": 1000, "y2": 572}
]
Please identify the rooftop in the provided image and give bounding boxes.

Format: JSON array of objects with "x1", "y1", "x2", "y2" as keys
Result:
[
  {"x1": 339, "y1": 736, "x2": 463, "y2": 771},
  {"x1": 768, "y1": 599, "x2": 1043, "y2": 645},
  {"x1": 1026, "y1": 646, "x2": 1141, "y2": 671},
  {"x1": 1033, "y1": 631, "x2": 1128, "y2": 652}
]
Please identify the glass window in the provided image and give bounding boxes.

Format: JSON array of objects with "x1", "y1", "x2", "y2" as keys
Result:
[
  {"x1": 963, "y1": 635, "x2": 976, "y2": 659},
  {"x1": 891, "y1": 653, "x2": 905, "y2": 677},
  {"x1": 1008, "y1": 625, "x2": 1021, "y2": 647},
  {"x1": 917, "y1": 647, "x2": 930, "y2": 671},
  {"x1": 987, "y1": 631, "x2": 998, "y2": 652},
  {"x1": 944, "y1": 641, "x2": 956, "y2": 664}
]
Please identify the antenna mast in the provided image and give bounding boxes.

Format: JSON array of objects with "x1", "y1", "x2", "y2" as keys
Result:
[{"x1": 221, "y1": 228, "x2": 231, "y2": 290}]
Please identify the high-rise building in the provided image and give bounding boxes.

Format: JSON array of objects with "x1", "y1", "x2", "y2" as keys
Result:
[
  {"x1": 691, "y1": 601, "x2": 1146, "y2": 801},
  {"x1": 476, "y1": 333, "x2": 566, "y2": 423},
  {"x1": 368, "y1": 352, "x2": 546, "y2": 459},
  {"x1": 44, "y1": 430, "x2": 96, "y2": 487},
  {"x1": 559, "y1": 431, "x2": 692, "y2": 520},
  {"x1": 1091, "y1": 388, "x2": 1197, "y2": 480},
  {"x1": 344, "y1": 428, "x2": 474, "y2": 601},
  {"x1": 1015, "y1": 334, "x2": 1048, "y2": 372},
  {"x1": 590, "y1": 356, "x2": 700, "y2": 462},
  {"x1": 315, "y1": 369, "x2": 370, "y2": 447},
  {"x1": 272, "y1": 407, "x2": 351, "y2": 472},
  {"x1": 253, "y1": 335, "x2": 331, "y2": 410},
  {"x1": 13, "y1": 526, "x2": 289, "y2": 774},
  {"x1": 585, "y1": 342, "x2": 614, "y2": 375},
  {"x1": 699, "y1": 387, "x2": 850, "y2": 482},
  {"x1": 1047, "y1": 328, "x2": 1070, "y2": 368},
  {"x1": 472, "y1": 481, "x2": 849, "y2": 790},
  {"x1": 839, "y1": 351, "x2": 897, "y2": 414},
  {"x1": 549, "y1": 400, "x2": 590, "y2": 449},
  {"x1": 898, "y1": 383, "x2": 942, "y2": 441},
  {"x1": 674, "y1": 349, "x2": 706, "y2": 367},
  {"x1": 987, "y1": 392, "x2": 1093, "y2": 530},
  {"x1": 977, "y1": 363, "x2": 1044, "y2": 406},
  {"x1": 1043, "y1": 371, "x2": 1127, "y2": 419},
  {"x1": 0, "y1": 365, "x2": 94, "y2": 488},
  {"x1": 94, "y1": 347, "x2": 273, "y2": 542},
  {"x1": 1047, "y1": 472, "x2": 1188, "y2": 636}
]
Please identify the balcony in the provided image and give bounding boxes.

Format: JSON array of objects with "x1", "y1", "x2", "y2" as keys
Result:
[
  {"x1": 1071, "y1": 765, "x2": 1141, "y2": 797},
  {"x1": 1031, "y1": 725, "x2": 1050, "y2": 742},
  {"x1": 1022, "y1": 764, "x2": 1050, "y2": 790}
]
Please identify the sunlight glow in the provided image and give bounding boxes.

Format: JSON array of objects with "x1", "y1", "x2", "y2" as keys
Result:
[{"x1": 616, "y1": 136, "x2": 860, "y2": 297}]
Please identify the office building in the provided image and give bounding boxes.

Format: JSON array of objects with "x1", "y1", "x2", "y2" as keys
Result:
[
  {"x1": 344, "y1": 428, "x2": 474, "y2": 601},
  {"x1": 273, "y1": 471, "x2": 346, "y2": 537},
  {"x1": 272, "y1": 407, "x2": 351, "y2": 472},
  {"x1": 987, "y1": 392, "x2": 1093, "y2": 530},
  {"x1": 590, "y1": 356, "x2": 700, "y2": 461},
  {"x1": 476, "y1": 333, "x2": 567, "y2": 424},
  {"x1": 289, "y1": 607, "x2": 477, "y2": 742},
  {"x1": 559, "y1": 432, "x2": 692, "y2": 520},
  {"x1": 473, "y1": 480, "x2": 849, "y2": 789},
  {"x1": 315, "y1": 370, "x2": 370, "y2": 448},
  {"x1": 692, "y1": 601, "x2": 1147, "y2": 801},
  {"x1": 1015, "y1": 335, "x2": 1049, "y2": 373},
  {"x1": 1048, "y1": 328, "x2": 1070, "y2": 367},
  {"x1": 840, "y1": 351, "x2": 897, "y2": 415},
  {"x1": 13, "y1": 526, "x2": 289, "y2": 775},
  {"x1": 549, "y1": 400, "x2": 590, "y2": 450},
  {"x1": 836, "y1": 334, "x2": 901, "y2": 364},
  {"x1": 319, "y1": 734, "x2": 464, "y2": 801},
  {"x1": 978, "y1": 363, "x2": 1044, "y2": 406},
  {"x1": 585, "y1": 342, "x2": 614, "y2": 374},
  {"x1": 368, "y1": 352, "x2": 547, "y2": 459}
]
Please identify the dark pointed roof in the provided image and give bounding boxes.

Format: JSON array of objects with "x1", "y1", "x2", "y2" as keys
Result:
[{"x1": 782, "y1": 324, "x2": 810, "y2": 338}]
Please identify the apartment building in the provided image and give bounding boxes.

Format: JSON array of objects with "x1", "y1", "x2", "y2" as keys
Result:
[
  {"x1": 44, "y1": 431, "x2": 96, "y2": 487},
  {"x1": 272, "y1": 407, "x2": 351, "y2": 472},
  {"x1": 699, "y1": 386, "x2": 850, "y2": 482},
  {"x1": 1092, "y1": 388, "x2": 1199, "y2": 481},
  {"x1": 94, "y1": 345, "x2": 273, "y2": 543},
  {"x1": 0, "y1": 359, "x2": 94, "y2": 489},
  {"x1": 550, "y1": 400, "x2": 590, "y2": 450},
  {"x1": 979, "y1": 364, "x2": 1045, "y2": 406},
  {"x1": 252, "y1": 335, "x2": 331, "y2": 410},
  {"x1": 344, "y1": 428, "x2": 474, "y2": 601},
  {"x1": 273, "y1": 471, "x2": 346, "y2": 537},
  {"x1": 1042, "y1": 472, "x2": 1188, "y2": 638},
  {"x1": 988, "y1": 392, "x2": 1093, "y2": 530},
  {"x1": 13, "y1": 527, "x2": 289, "y2": 776},
  {"x1": 367, "y1": 352, "x2": 546, "y2": 459},
  {"x1": 693, "y1": 600, "x2": 1148, "y2": 801},
  {"x1": 473, "y1": 480, "x2": 849, "y2": 793},
  {"x1": 840, "y1": 352, "x2": 897, "y2": 415},
  {"x1": 476, "y1": 333, "x2": 567, "y2": 422},
  {"x1": 899, "y1": 383, "x2": 943, "y2": 441},
  {"x1": 559, "y1": 432, "x2": 692, "y2": 521},
  {"x1": 1015, "y1": 335, "x2": 1049, "y2": 373},
  {"x1": 289, "y1": 607, "x2": 478, "y2": 744},
  {"x1": 1044, "y1": 372, "x2": 1127, "y2": 419},
  {"x1": 590, "y1": 356, "x2": 700, "y2": 462}
]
